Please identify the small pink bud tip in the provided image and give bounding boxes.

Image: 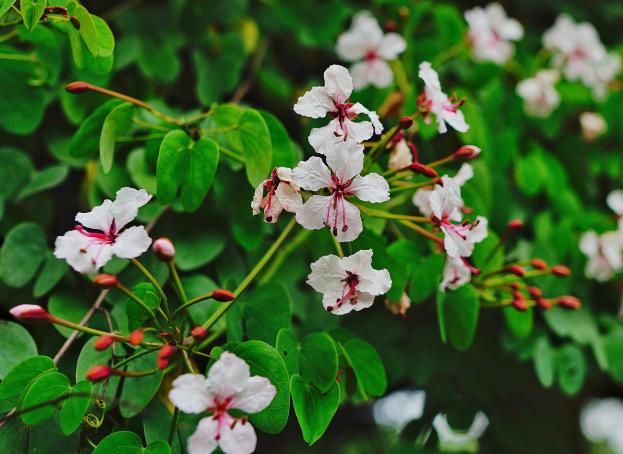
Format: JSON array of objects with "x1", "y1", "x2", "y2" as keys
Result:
[
  {"x1": 398, "y1": 116, "x2": 413, "y2": 129},
  {"x1": 157, "y1": 357, "x2": 169, "y2": 370},
  {"x1": 411, "y1": 162, "x2": 439, "y2": 178},
  {"x1": 9, "y1": 304, "x2": 50, "y2": 321},
  {"x1": 129, "y1": 329, "x2": 144, "y2": 346},
  {"x1": 191, "y1": 326, "x2": 207, "y2": 339},
  {"x1": 528, "y1": 286, "x2": 542, "y2": 298},
  {"x1": 452, "y1": 145, "x2": 481, "y2": 160},
  {"x1": 536, "y1": 297, "x2": 552, "y2": 310},
  {"x1": 558, "y1": 296, "x2": 581, "y2": 310},
  {"x1": 86, "y1": 365, "x2": 112, "y2": 382},
  {"x1": 510, "y1": 282, "x2": 521, "y2": 290},
  {"x1": 65, "y1": 81, "x2": 91, "y2": 93},
  {"x1": 508, "y1": 265, "x2": 525, "y2": 277},
  {"x1": 531, "y1": 258, "x2": 548, "y2": 270},
  {"x1": 212, "y1": 289, "x2": 235, "y2": 302},
  {"x1": 512, "y1": 298, "x2": 529, "y2": 311},
  {"x1": 158, "y1": 344, "x2": 176, "y2": 359},
  {"x1": 384, "y1": 19, "x2": 397, "y2": 32},
  {"x1": 551, "y1": 265, "x2": 571, "y2": 277},
  {"x1": 94, "y1": 335, "x2": 115, "y2": 351},
  {"x1": 152, "y1": 237, "x2": 176, "y2": 261},
  {"x1": 94, "y1": 273, "x2": 119, "y2": 288},
  {"x1": 508, "y1": 219, "x2": 523, "y2": 229}
]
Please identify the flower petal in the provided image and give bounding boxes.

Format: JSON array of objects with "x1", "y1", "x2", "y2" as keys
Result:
[
  {"x1": 307, "y1": 253, "x2": 346, "y2": 295},
  {"x1": 335, "y1": 11, "x2": 383, "y2": 61},
  {"x1": 275, "y1": 183, "x2": 302, "y2": 214},
  {"x1": 378, "y1": 33, "x2": 406, "y2": 60},
  {"x1": 218, "y1": 419, "x2": 257, "y2": 454},
  {"x1": 251, "y1": 181, "x2": 265, "y2": 215},
  {"x1": 349, "y1": 173, "x2": 390, "y2": 203},
  {"x1": 206, "y1": 352, "x2": 250, "y2": 397},
  {"x1": 308, "y1": 121, "x2": 340, "y2": 155},
  {"x1": 325, "y1": 141, "x2": 364, "y2": 181},
  {"x1": 231, "y1": 376, "x2": 277, "y2": 414},
  {"x1": 334, "y1": 200, "x2": 363, "y2": 242},
  {"x1": 75, "y1": 200, "x2": 115, "y2": 232},
  {"x1": 440, "y1": 256, "x2": 472, "y2": 291},
  {"x1": 349, "y1": 102, "x2": 383, "y2": 134},
  {"x1": 111, "y1": 187, "x2": 152, "y2": 230},
  {"x1": 413, "y1": 188, "x2": 433, "y2": 217},
  {"x1": 169, "y1": 374, "x2": 213, "y2": 414},
  {"x1": 112, "y1": 226, "x2": 152, "y2": 259},
  {"x1": 187, "y1": 416, "x2": 219, "y2": 454},
  {"x1": 323, "y1": 65, "x2": 353, "y2": 102},
  {"x1": 292, "y1": 157, "x2": 332, "y2": 191},
  {"x1": 296, "y1": 195, "x2": 331, "y2": 231},
  {"x1": 293, "y1": 86, "x2": 334, "y2": 119},
  {"x1": 452, "y1": 163, "x2": 474, "y2": 186},
  {"x1": 607, "y1": 190, "x2": 623, "y2": 216},
  {"x1": 441, "y1": 110, "x2": 469, "y2": 133},
  {"x1": 54, "y1": 230, "x2": 113, "y2": 273}
]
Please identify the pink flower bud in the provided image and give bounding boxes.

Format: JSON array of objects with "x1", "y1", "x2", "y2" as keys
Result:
[
  {"x1": 94, "y1": 335, "x2": 115, "y2": 351},
  {"x1": 512, "y1": 298, "x2": 529, "y2": 311},
  {"x1": 531, "y1": 258, "x2": 548, "y2": 270},
  {"x1": 551, "y1": 265, "x2": 571, "y2": 277},
  {"x1": 86, "y1": 365, "x2": 112, "y2": 382},
  {"x1": 536, "y1": 297, "x2": 552, "y2": 310},
  {"x1": 528, "y1": 286, "x2": 542, "y2": 298},
  {"x1": 410, "y1": 162, "x2": 439, "y2": 178},
  {"x1": 9, "y1": 304, "x2": 50, "y2": 321},
  {"x1": 158, "y1": 344, "x2": 176, "y2": 359},
  {"x1": 398, "y1": 116, "x2": 413, "y2": 129},
  {"x1": 94, "y1": 274, "x2": 119, "y2": 288},
  {"x1": 212, "y1": 289, "x2": 235, "y2": 302},
  {"x1": 129, "y1": 329, "x2": 144, "y2": 346},
  {"x1": 191, "y1": 326, "x2": 207, "y2": 339},
  {"x1": 558, "y1": 296, "x2": 581, "y2": 310},
  {"x1": 157, "y1": 357, "x2": 169, "y2": 370},
  {"x1": 508, "y1": 265, "x2": 525, "y2": 277},
  {"x1": 152, "y1": 237, "x2": 176, "y2": 261},
  {"x1": 452, "y1": 145, "x2": 481, "y2": 160},
  {"x1": 508, "y1": 219, "x2": 523, "y2": 229},
  {"x1": 65, "y1": 81, "x2": 91, "y2": 93}
]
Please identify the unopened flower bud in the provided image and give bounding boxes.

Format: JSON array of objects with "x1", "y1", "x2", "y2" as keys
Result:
[
  {"x1": 558, "y1": 296, "x2": 581, "y2": 310},
  {"x1": 65, "y1": 81, "x2": 91, "y2": 93},
  {"x1": 9, "y1": 304, "x2": 50, "y2": 322},
  {"x1": 86, "y1": 365, "x2": 112, "y2": 382},
  {"x1": 551, "y1": 265, "x2": 571, "y2": 277},
  {"x1": 212, "y1": 289, "x2": 235, "y2": 302},
  {"x1": 94, "y1": 335, "x2": 115, "y2": 351},
  {"x1": 191, "y1": 326, "x2": 208, "y2": 339},
  {"x1": 528, "y1": 286, "x2": 542, "y2": 298},
  {"x1": 384, "y1": 19, "x2": 397, "y2": 32},
  {"x1": 398, "y1": 116, "x2": 413, "y2": 129},
  {"x1": 45, "y1": 6, "x2": 68, "y2": 16},
  {"x1": 531, "y1": 258, "x2": 548, "y2": 270},
  {"x1": 508, "y1": 265, "x2": 525, "y2": 277},
  {"x1": 508, "y1": 219, "x2": 523, "y2": 229},
  {"x1": 152, "y1": 237, "x2": 176, "y2": 261},
  {"x1": 452, "y1": 145, "x2": 481, "y2": 160},
  {"x1": 536, "y1": 297, "x2": 552, "y2": 310},
  {"x1": 157, "y1": 357, "x2": 169, "y2": 370},
  {"x1": 129, "y1": 329, "x2": 144, "y2": 346},
  {"x1": 512, "y1": 298, "x2": 529, "y2": 311},
  {"x1": 94, "y1": 273, "x2": 119, "y2": 288},
  {"x1": 510, "y1": 282, "x2": 521, "y2": 290},
  {"x1": 580, "y1": 112, "x2": 606, "y2": 142},
  {"x1": 158, "y1": 344, "x2": 176, "y2": 359},
  {"x1": 407, "y1": 142, "x2": 419, "y2": 161},
  {"x1": 411, "y1": 162, "x2": 439, "y2": 178}
]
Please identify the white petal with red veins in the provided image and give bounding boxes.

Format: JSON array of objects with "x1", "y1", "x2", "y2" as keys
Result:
[
  {"x1": 323, "y1": 65, "x2": 353, "y2": 102},
  {"x1": 187, "y1": 417, "x2": 219, "y2": 454},
  {"x1": 218, "y1": 419, "x2": 257, "y2": 454}
]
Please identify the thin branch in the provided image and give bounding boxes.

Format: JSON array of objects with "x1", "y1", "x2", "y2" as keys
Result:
[{"x1": 230, "y1": 39, "x2": 270, "y2": 104}]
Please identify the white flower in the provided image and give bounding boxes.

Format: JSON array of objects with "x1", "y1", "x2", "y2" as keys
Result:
[
  {"x1": 543, "y1": 14, "x2": 620, "y2": 99},
  {"x1": 306, "y1": 249, "x2": 391, "y2": 315},
  {"x1": 387, "y1": 138, "x2": 414, "y2": 171},
  {"x1": 417, "y1": 62, "x2": 469, "y2": 134},
  {"x1": 516, "y1": 70, "x2": 560, "y2": 118},
  {"x1": 579, "y1": 230, "x2": 623, "y2": 282},
  {"x1": 413, "y1": 164, "x2": 474, "y2": 219},
  {"x1": 608, "y1": 190, "x2": 623, "y2": 230},
  {"x1": 580, "y1": 112, "x2": 607, "y2": 141},
  {"x1": 433, "y1": 412, "x2": 489, "y2": 450},
  {"x1": 293, "y1": 142, "x2": 390, "y2": 242},
  {"x1": 581, "y1": 398, "x2": 623, "y2": 454},
  {"x1": 169, "y1": 352, "x2": 276, "y2": 454},
  {"x1": 335, "y1": 11, "x2": 406, "y2": 90},
  {"x1": 251, "y1": 167, "x2": 302, "y2": 223},
  {"x1": 464, "y1": 3, "x2": 524, "y2": 65},
  {"x1": 429, "y1": 177, "x2": 487, "y2": 258},
  {"x1": 293, "y1": 65, "x2": 383, "y2": 154},
  {"x1": 54, "y1": 187, "x2": 152, "y2": 273},
  {"x1": 440, "y1": 256, "x2": 476, "y2": 291},
  {"x1": 372, "y1": 389, "x2": 426, "y2": 432}
]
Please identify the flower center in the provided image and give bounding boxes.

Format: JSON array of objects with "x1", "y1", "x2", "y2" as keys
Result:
[
  {"x1": 210, "y1": 396, "x2": 234, "y2": 441},
  {"x1": 331, "y1": 100, "x2": 356, "y2": 140},
  {"x1": 324, "y1": 176, "x2": 354, "y2": 236},
  {"x1": 365, "y1": 49, "x2": 378, "y2": 61},
  {"x1": 75, "y1": 221, "x2": 118, "y2": 265},
  {"x1": 327, "y1": 271, "x2": 360, "y2": 312},
  {"x1": 262, "y1": 169, "x2": 282, "y2": 222}
]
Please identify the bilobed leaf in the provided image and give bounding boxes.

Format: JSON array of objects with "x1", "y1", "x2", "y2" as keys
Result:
[
  {"x1": 239, "y1": 109, "x2": 272, "y2": 187},
  {"x1": 0, "y1": 222, "x2": 47, "y2": 288},
  {"x1": 299, "y1": 333, "x2": 338, "y2": 393},
  {"x1": 156, "y1": 129, "x2": 190, "y2": 204},
  {"x1": 21, "y1": 0, "x2": 46, "y2": 31},
  {"x1": 242, "y1": 284, "x2": 292, "y2": 345},
  {"x1": 71, "y1": 100, "x2": 123, "y2": 158},
  {"x1": 76, "y1": 337, "x2": 120, "y2": 404},
  {"x1": 260, "y1": 110, "x2": 300, "y2": 168},
  {"x1": 0, "y1": 0, "x2": 16, "y2": 18},
  {"x1": 59, "y1": 380, "x2": 92, "y2": 435},
  {"x1": 0, "y1": 147, "x2": 33, "y2": 200},
  {"x1": 33, "y1": 253, "x2": 68, "y2": 298},
  {"x1": 436, "y1": 284, "x2": 480, "y2": 351},
  {"x1": 340, "y1": 338, "x2": 386, "y2": 398},
  {"x1": 533, "y1": 337, "x2": 554, "y2": 388},
  {"x1": 290, "y1": 375, "x2": 339, "y2": 445},
  {"x1": 556, "y1": 344, "x2": 586, "y2": 396},
  {"x1": 179, "y1": 137, "x2": 219, "y2": 211},
  {"x1": 0, "y1": 356, "x2": 55, "y2": 401},
  {"x1": 92, "y1": 15, "x2": 115, "y2": 57},
  {"x1": 276, "y1": 328, "x2": 299, "y2": 375},
  {"x1": 100, "y1": 102, "x2": 134, "y2": 173},
  {"x1": 0, "y1": 322, "x2": 38, "y2": 380},
  {"x1": 504, "y1": 306, "x2": 533, "y2": 339},
  {"x1": 93, "y1": 431, "x2": 142, "y2": 453},
  {"x1": 48, "y1": 291, "x2": 90, "y2": 337},
  {"x1": 20, "y1": 372, "x2": 70, "y2": 425},
  {"x1": 74, "y1": 5, "x2": 100, "y2": 56},
  {"x1": 409, "y1": 253, "x2": 444, "y2": 304},
  {"x1": 17, "y1": 164, "x2": 69, "y2": 200},
  {"x1": 174, "y1": 231, "x2": 226, "y2": 271},
  {"x1": 119, "y1": 350, "x2": 163, "y2": 418}
]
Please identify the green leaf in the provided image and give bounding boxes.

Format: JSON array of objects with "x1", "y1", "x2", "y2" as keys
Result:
[
  {"x1": 93, "y1": 431, "x2": 170, "y2": 454},
  {"x1": 409, "y1": 253, "x2": 444, "y2": 304},
  {"x1": 0, "y1": 321, "x2": 38, "y2": 379},
  {"x1": 71, "y1": 100, "x2": 123, "y2": 158},
  {"x1": 76, "y1": 337, "x2": 120, "y2": 404},
  {"x1": 126, "y1": 283, "x2": 161, "y2": 331},
  {"x1": 74, "y1": 5, "x2": 100, "y2": 56},
  {"x1": 33, "y1": 253, "x2": 68, "y2": 298},
  {"x1": 533, "y1": 337, "x2": 554, "y2": 388},
  {"x1": 17, "y1": 165, "x2": 69, "y2": 200},
  {"x1": 239, "y1": 109, "x2": 272, "y2": 187},
  {"x1": 92, "y1": 15, "x2": 115, "y2": 57},
  {"x1": 242, "y1": 283, "x2": 292, "y2": 345},
  {"x1": 179, "y1": 137, "x2": 219, "y2": 211},
  {"x1": 156, "y1": 130, "x2": 191, "y2": 204},
  {"x1": 20, "y1": 372, "x2": 70, "y2": 425},
  {"x1": 340, "y1": 338, "x2": 386, "y2": 398},
  {"x1": 0, "y1": 356, "x2": 55, "y2": 401},
  {"x1": 260, "y1": 111, "x2": 300, "y2": 168},
  {"x1": 228, "y1": 340, "x2": 290, "y2": 433},
  {"x1": 503, "y1": 307, "x2": 533, "y2": 339},
  {"x1": 299, "y1": 333, "x2": 338, "y2": 393},
  {"x1": 0, "y1": 0, "x2": 16, "y2": 18},
  {"x1": 119, "y1": 350, "x2": 163, "y2": 418},
  {"x1": 127, "y1": 148, "x2": 157, "y2": 194},
  {"x1": 21, "y1": 0, "x2": 46, "y2": 31},
  {"x1": 275, "y1": 328, "x2": 299, "y2": 375},
  {"x1": 436, "y1": 285, "x2": 480, "y2": 351},
  {"x1": 59, "y1": 380, "x2": 92, "y2": 435},
  {"x1": 0, "y1": 222, "x2": 47, "y2": 288},
  {"x1": 290, "y1": 375, "x2": 339, "y2": 445},
  {"x1": 175, "y1": 231, "x2": 225, "y2": 271},
  {"x1": 48, "y1": 291, "x2": 90, "y2": 337},
  {"x1": 556, "y1": 344, "x2": 586, "y2": 396},
  {"x1": 100, "y1": 102, "x2": 134, "y2": 173},
  {"x1": 0, "y1": 148, "x2": 33, "y2": 200}
]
